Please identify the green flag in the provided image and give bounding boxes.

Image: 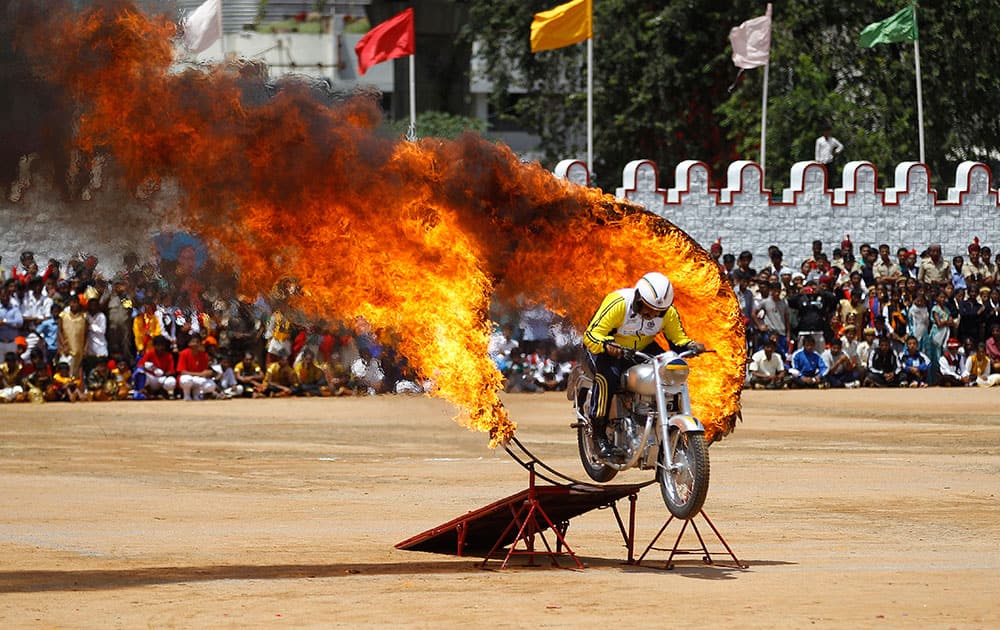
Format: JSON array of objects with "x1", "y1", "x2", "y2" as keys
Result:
[{"x1": 859, "y1": 5, "x2": 918, "y2": 47}]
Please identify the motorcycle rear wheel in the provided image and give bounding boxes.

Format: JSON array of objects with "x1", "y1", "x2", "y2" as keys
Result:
[{"x1": 657, "y1": 429, "x2": 709, "y2": 519}]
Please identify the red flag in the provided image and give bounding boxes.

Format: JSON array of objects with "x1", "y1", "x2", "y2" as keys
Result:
[{"x1": 354, "y1": 8, "x2": 415, "y2": 75}]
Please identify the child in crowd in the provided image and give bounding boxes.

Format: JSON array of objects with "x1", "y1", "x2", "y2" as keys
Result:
[
  {"x1": 215, "y1": 355, "x2": 242, "y2": 399},
  {"x1": 48, "y1": 361, "x2": 84, "y2": 402}
]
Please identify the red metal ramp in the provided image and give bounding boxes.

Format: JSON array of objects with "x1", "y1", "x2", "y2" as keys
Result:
[{"x1": 395, "y1": 481, "x2": 646, "y2": 556}]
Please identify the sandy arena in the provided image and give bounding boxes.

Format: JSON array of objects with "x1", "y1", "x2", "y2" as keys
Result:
[{"x1": 0, "y1": 389, "x2": 998, "y2": 628}]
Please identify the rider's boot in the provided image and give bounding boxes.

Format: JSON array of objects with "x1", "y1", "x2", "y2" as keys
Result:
[{"x1": 592, "y1": 418, "x2": 613, "y2": 458}]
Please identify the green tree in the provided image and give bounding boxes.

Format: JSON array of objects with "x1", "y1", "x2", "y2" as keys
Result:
[
  {"x1": 388, "y1": 111, "x2": 487, "y2": 139},
  {"x1": 468, "y1": 0, "x2": 1000, "y2": 193},
  {"x1": 720, "y1": 0, "x2": 1000, "y2": 191}
]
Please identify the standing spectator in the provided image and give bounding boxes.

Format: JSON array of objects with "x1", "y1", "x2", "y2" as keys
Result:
[
  {"x1": 872, "y1": 243, "x2": 899, "y2": 284},
  {"x1": 36, "y1": 303, "x2": 60, "y2": 362},
  {"x1": 986, "y1": 287, "x2": 1000, "y2": 333},
  {"x1": 899, "y1": 336, "x2": 931, "y2": 388},
  {"x1": 938, "y1": 338, "x2": 967, "y2": 387},
  {"x1": 176, "y1": 337, "x2": 217, "y2": 401},
  {"x1": 105, "y1": 278, "x2": 134, "y2": 359},
  {"x1": 958, "y1": 287, "x2": 986, "y2": 343},
  {"x1": 899, "y1": 249, "x2": 919, "y2": 280},
  {"x1": 928, "y1": 291, "x2": 954, "y2": 384},
  {"x1": 814, "y1": 124, "x2": 844, "y2": 171},
  {"x1": 821, "y1": 338, "x2": 859, "y2": 388},
  {"x1": 488, "y1": 322, "x2": 520, "y2": 375},
  {"x1": 963, "y1": 240, "x2": 987, "y2": 284},
  {"x1": 748, "y1": 337, "x2": 790, "y2": 389},
  {"x1": 736, "y1": 251, "x2": 757, "y2": 279},
  {"x1": 57, "y1": 297, "x2": 87, "y2": 378},
  {"x1": 790, "y1": 335, "x2": 827, "y2": 388},
  {"x1": 917, "y1": 244, "x2": 950, "y2": 287},
  {"x1": 518, "y1": 303, "x2": 554, "y2": 355},
  {"x1": 721, "y1": 253, "x2": 736, "y2": 282},
  {"x1": 132, "y1": 299, "x2": 162, "y2": 361},
  {"x1": 865, "y1": 336, "x2": 902, "y2": 387},
  {"x1": 10, "y1": 251, "x2": 37, "y2": 287},
  {"x1": 789, "y1": 280, "x2": 837, "y2": 351},
  {"x1": 84, "y1": 298, "x2": 108, "y2": 374},
  {"x1": 950, "y1": 256, "x2": 967, "y2": 291},
  {"x1": 264, "y1": 308, "x2": 293, "y2": 362},
  {"x1": 905, "y1": 293, "x2": 931, "y2": 353},
  {"x1": 733, "y1": 271, "x2": 757, "y2": 350},
  {"x1": 0, "y1": 280, "x2": 24, "y2": 356},
  {"x1": 754, "y1": 282, "x2": 791, "y2": 355},
  {"x1": 19, "y1": 277, "x2": 51, "y2": 329}
]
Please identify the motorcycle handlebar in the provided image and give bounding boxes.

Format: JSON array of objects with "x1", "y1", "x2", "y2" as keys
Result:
[{"x1": 607, "y1": 343, "x2": 714, "y2": 362}]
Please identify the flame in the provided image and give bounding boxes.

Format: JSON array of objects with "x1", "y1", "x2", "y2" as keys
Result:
[{"x1": 16, "y1": 1, "x2": 744, "y2": 445}]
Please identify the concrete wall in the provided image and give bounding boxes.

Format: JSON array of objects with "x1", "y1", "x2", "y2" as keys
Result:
[
  {"x1": 0, "y1": 162, "x2": 182, "y2": 278},
  {"x1": 556, "y1": 159, "x2": 1000, "y2": 265}
]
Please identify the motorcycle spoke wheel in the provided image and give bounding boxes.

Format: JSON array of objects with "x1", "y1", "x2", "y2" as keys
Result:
[{"x1": 658, "y1": 430, "x2": 710, "y2": 519}]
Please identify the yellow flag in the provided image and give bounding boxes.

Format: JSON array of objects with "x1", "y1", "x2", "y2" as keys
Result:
[{"x1": 530, "y1": 0, "x2": 592, "y2": 53}]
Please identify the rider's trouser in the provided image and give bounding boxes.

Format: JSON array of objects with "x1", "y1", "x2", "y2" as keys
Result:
[
  {"x1": 586, "y1": 351, "x2": 626, "y2": 423},
  {"x1": 587, "y1": 344, "x2": 668, "y2": 422}
]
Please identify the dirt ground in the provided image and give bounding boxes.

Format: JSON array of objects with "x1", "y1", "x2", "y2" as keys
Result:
[{"x1": 0, "y1": 388, "x2": 998, "y2": 628}]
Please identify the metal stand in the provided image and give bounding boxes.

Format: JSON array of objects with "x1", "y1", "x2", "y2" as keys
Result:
[
  {"x1": 636, "y1": 510, "x2": 747, "y2": 570},
  {"x1": 480, "y1": 464, "x2": 584, "y2": 569}
]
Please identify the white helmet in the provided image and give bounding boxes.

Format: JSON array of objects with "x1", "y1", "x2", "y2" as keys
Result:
[{"x1": 634, "y1": 272, "x2": 674, "y2": 311}]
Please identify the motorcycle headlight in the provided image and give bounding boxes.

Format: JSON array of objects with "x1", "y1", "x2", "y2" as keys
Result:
[{"x1": 659, "y1": 358, "x2": 689, "y2": 387}]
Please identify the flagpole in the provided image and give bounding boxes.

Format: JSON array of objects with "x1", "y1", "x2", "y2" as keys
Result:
[
  {"x1": 760, "y1": 61, "x2": 769, "y2": 178},
  {"x1": 912, "y1": 4, "x2": 925, "y2": 163},
  {"x1": 409, "y1": 54, "x2": 416, "y2": 134},
  {"x1": 586, "y1": 37, "x2": 593, "y2": 179},
  {"x1": 216, "y1": 0, "x2": 226, "y2": 56}
]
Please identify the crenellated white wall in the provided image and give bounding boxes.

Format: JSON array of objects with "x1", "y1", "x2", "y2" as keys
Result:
[
  {"x1": 3, "y1": 157, "x2": 998, "y2": 276},
  {"x1": 559, "y1": 158, "x2": 1000, "y2": 265}
]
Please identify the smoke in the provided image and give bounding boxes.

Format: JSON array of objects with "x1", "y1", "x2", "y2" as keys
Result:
[{"x1": 6, "y1": 0, "x2": 744, "y2": 444}]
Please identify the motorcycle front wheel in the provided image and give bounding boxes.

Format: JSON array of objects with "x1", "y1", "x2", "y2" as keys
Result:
[
  {"x1": 577, "y1": 424, "x2": 617, "y2": 482},
  {"x1": 657, "y1": 429, "x2": 710, "y2": 519}
]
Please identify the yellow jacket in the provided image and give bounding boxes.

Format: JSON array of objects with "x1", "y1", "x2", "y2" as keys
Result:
[{"x1": 584, "y1": 289, "x2": 692, "y2": 355}]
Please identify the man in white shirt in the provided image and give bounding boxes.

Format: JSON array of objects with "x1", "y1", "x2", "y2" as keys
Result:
[
  {"x1": 748, "y1": 337, "x2": 789, "y2": 389},
  {"x1": 815, "y1": 125, "x2": 844, "y2": 166}
]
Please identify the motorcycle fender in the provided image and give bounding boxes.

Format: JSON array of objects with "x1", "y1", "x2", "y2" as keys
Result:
[{"x1": 668, "y1": 414, "x2": 705, "y2": 434}]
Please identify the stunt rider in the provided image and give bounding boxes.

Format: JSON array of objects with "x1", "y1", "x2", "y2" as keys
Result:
[{"x1": 583, "y1": 272, "x2": 706, "y2": 456}]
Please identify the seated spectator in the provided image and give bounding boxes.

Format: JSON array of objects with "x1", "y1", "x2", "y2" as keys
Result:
[
  {"x1": 821, "y1": 338, "x2": 860, "y2": 388},
  {"x1": 0, "y1": 351, "x2": 27, "y2": 402},
  {"x1": 938, "y1": 338, "x2": 967, "y2": 387},
  {"x1": 351, "y1": 346, "x2": 384, "y2": 395},
  {"x1": 293, "y1": 348, "x2": 328, "y2": 396},
  {"x1": 986, "y1": 323, "x2": 1000, "y2": 373},
  {"x1": 48, "y1": 360, "x2": 84, "y2": 402},
  {"x1": 134, "y1": 335, "x2": 177, "y2": 400},
  {"x1": 965, "y1": 342, "x2": 1000, "y2": 387},
  {"x1": 215, "y1": 355, "x2": 242, "y2": 399},
  {"x1": 864, "y1": 337, "x2": 902, "y2": 387},
  {"x1": 258, "y1": 350, "x2": 296, "y2": 397},
  {"x1": 394, "y1": 365, "x2": 425, "y2": 395},
  {"x1": 899, "y1": 335, "x2": 931, "y2": 387},
  {"x1": 234, "y1": 351, "x2": 264, "y2": 397},
  {"x1": 748, "y1": 337, "x2": 790, "y2": 389},
  {"x1": 789, "y1": 335, "x2": 827, "y2": 388},
  {"x1": 176, "y1": 337, "x2": 217, "y2": 401},
  {"x1": 85, "y1": 358, "x2": 120, "y2": 401}
]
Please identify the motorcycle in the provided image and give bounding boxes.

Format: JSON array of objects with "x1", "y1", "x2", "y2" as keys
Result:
[{"x1": 567, "y1": 345, "x2": 711, "y2": 519}]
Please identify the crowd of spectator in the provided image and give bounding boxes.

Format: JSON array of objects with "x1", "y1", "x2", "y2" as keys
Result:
[
  {"x1": 715, "y1": 236, "x2": 1000, "y2": 389},
  {"x1": 3, "y1": 233, "x2": 1000, "y2": 405},
  {"x1": 0, "y1": 248, "x2": 429, "y2": 404}
]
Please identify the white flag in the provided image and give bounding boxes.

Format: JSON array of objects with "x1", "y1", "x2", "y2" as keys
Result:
[
  {"x1": 729, "y1": 4, "x2": 772, "y2": 69},
  {"x1": 183, "y1": 0, "x2": 222, "y2": 54}
]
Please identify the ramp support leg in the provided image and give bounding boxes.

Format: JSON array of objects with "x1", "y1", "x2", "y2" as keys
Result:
[{"x1": 636, "y1": 510, "x2": 747, "y2": 570}]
